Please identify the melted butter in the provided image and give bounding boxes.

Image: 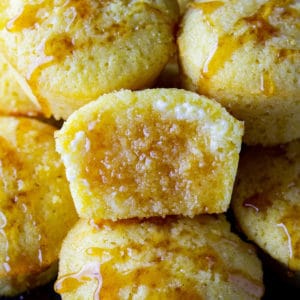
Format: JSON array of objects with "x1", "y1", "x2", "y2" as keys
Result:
[
  {"x1": 6, "y1": 4, "x2": 42, "y2": 32},
  {"x1": 260, "y1": 71, "x2": 275, "y2": 96}
]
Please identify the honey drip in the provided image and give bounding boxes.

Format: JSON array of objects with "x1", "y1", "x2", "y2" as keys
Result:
[
  {"x1": 6, "y1": 4, "x2": 42, "y2": 32},
  {"x1": 199, "y1": 0, "x2": 293, "y2": 93},
  {"x1": 54, "y1": 261, "x2": 102, "y2": 300},
  {"x1": 55, "y1": 235, "x2": 263, "y2": 299}
]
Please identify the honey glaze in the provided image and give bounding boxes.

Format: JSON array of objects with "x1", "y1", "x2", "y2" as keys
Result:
[
  {"x1": 6, "y1": 4, "x2": 42, "y2": 32},
  {"x1": 55, "y1": 230, "x2": 263, "y2": 299},
  {"x1": 54, "y1": 261, "x2": 102, "y2": 300},
  {"x1": 83, "y1": 246, "x2": 205, "y2": 299},
  {"x1": 198, "y1": 0, "x2": 293, "y2": 93}
]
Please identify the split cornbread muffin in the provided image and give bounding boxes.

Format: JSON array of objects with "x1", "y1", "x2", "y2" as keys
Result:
[
  {"x1": 0, "y1": 0, "x2": 178, "y2": 119},
  {"x1": 231, "y1": 140, "x2": 300, "y2": 279},
  {"x1": 55, "y1": 88, "x2": 244, "y2": 221},
  {"x1": 178, "y1": 0, "x2": 300, "y2": 145},
  {"x1": 0, "y1": 54, "x2": 42, "y2": 117},
  {"x1": 55, "y1": 215, "x2": 264, "y2": 299},
  {"x1": 0, "y1": 116, "x2": 77, "y2": 296}
]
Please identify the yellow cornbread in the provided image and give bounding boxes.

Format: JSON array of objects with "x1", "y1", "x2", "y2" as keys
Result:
[
  {"x1": 0, "y1": 116, "x2": 77, "y2": 296},
  {"x1": 178, "y1": 0, "x2": 300, "y2": 145},
  {"x1": 55, "y1": 88, "x2": 244, "y2": 221},
  {"x1": 231, "y1": 140, "x2": 300, "y2": 272},
  {"x1": 55, "y1": 215, "x2": 264, "y2": 300},
  {"x1": 0, "y1": 54, "x2": 41, "y2": 117},
  {"x1": 0, "y1": 0, "x2": 178, "y2": 120}
]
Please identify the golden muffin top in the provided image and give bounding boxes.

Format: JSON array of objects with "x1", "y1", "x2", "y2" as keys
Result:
[
  {"x1": 232, "y1": 140, "x2": 300, "y2": 271},
  {"x1": 55, "y1": 215, "x2": 264, "y2": 299},
  {"x1": 177, "y1": 0, "x2": 300, "y2": 145},
  {"x1": 0, "y1": 0, "x2": 178, "y2": 119}
]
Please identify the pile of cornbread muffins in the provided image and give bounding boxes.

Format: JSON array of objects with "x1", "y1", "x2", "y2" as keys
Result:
[{"x1": 0, "y1": 0, "x2": 299, "y2": 299}]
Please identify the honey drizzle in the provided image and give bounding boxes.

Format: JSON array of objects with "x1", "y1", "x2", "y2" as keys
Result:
[
  {"x1": 199, "y1": 0, "x2": 294, "y2": 94},
  {"x1": 25, "y1": 33, "x2": 75, "y2": 117},
  {"x1": 54, "y1": 261, "x2": 102, "y2": 300},
  {"x1": 6, "y1": 4, "x2": 42, "y2": 32},
  {"x1": 55, "y1": 234, "x2": 263, "y2": 299}
]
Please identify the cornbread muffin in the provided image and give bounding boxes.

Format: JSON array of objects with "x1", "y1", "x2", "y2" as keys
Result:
[
  {"x1": 0, "y1": 116, "x2": 78, "y2": 296},
  {"x1": 0, "y1": 54, "x2": 41, "y2": 117},
  {"x1": 231, "y1": 140, "x2": 300, "y2": 275},
  {"x1": 177, "y1": 0, "x2": 300, "y2": 145},
  {"x1": 55, "y1": 89, "x2": 244, "y2": 221},
  {"x1": 0, "y1": 0, "x2": 178, "y2": 119},
  {"x1": 55, "y1": 215, "x2": 264, "y2": 300}
]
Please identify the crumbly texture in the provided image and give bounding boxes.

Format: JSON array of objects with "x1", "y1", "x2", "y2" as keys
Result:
[
  {"x1": 55, "y1": 88, "x2": 244, "y2": 221},
  {"x1": 0, "y1": 0, "x2": 178, "y2": 119},
  {"x1": 0, "y1": 117, "x2": 78, "y2": 296},
  {"x1": 0, "y1": 53, "x2": 42, "y2": 117},
  {"x1": 55, "y1": 215, "x2": 264, "y2": 300},
  {"x1": 231, "y1": 140, "x2": 300, "y2": 272},
  {"x1": 178, "y1": 0, "x2": 300, "y2": 145}
]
